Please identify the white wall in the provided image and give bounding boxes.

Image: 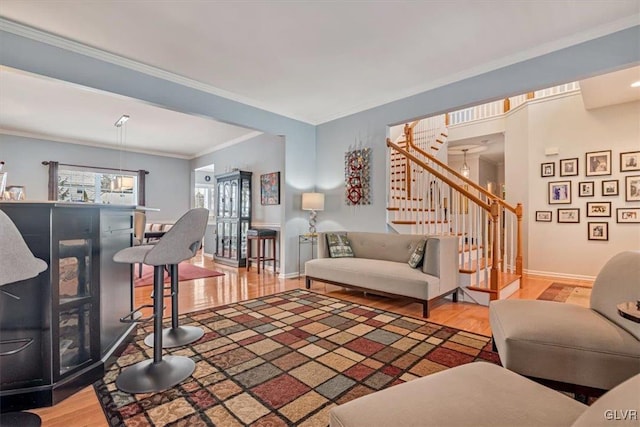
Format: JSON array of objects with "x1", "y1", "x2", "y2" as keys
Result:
[
  {"x1": 509, "y1": 94, "x2": 640, "y2": 278},
  {"x1": 0, "y1": 134, "x2": 190, "y2": 222}
]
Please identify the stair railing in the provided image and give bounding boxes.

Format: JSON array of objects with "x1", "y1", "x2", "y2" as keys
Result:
[{"x1": 401, "y1": 124, "x2": 523, "y2": 278}]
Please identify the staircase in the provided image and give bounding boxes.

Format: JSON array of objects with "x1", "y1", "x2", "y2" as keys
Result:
[{"x1": 387, "y1": 119, "x2": 523, "y2": 304}]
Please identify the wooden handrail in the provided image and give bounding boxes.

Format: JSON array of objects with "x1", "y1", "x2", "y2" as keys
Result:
[
  {"x1": 403, "y1": 124, "x2": 518, "y2": 214},
  {"x1": 387, "y1": 139, "x2": 491, "y2": 212}
]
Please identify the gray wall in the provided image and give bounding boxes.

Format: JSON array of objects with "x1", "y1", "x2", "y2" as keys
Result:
[
  {"x1": 0, "y1": 134, "x2": 190, "y2": 221},
  {"x1": 1, "y1": 29, "x2": 315, "y2": 276},
  {"x1": 191, "y1": 134, "x2": 285, "y2": 268},
  {"x1": 1, "y1": 25, "x2": 638, "y2": 276}
]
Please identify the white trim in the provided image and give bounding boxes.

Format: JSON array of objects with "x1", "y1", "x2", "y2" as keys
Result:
[
  {"x1": 524, "y1": 268, "x2": 596, "y2": 282},
  {"x1": 281, "y1": 272, "x2": 302, "y2": 279},
  {"x1": 250, "y1": 222, "x2": 281, "y2": 229},
  {"x1": 193, "y1": 131, "x2": 263, "y2": 158}
]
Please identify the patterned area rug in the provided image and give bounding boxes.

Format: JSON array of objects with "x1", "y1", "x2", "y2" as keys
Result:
[
  {"x1": 94, "y1": 289, "x2": 499, "y2": 426},
  {"x1": 537, "y1": 282, "x2": 592, "y2": 307}
]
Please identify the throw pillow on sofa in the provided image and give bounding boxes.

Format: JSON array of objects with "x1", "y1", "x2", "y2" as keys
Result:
[
  {"x1": 326, "y1": 233, "x2": 354, "y2": 258},
  {"x1": 407, "y1": 239, "x2": 427, "y2": 268}
]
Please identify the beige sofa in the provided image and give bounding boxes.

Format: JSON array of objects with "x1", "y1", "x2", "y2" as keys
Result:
[
  {"x1": 305, "y1": 232, "x2": 459, "y2": 317},
  {"x1": 329, "y1": 362, "x2": 640, "y2": 427}
]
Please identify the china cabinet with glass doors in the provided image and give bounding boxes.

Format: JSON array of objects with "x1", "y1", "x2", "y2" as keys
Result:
[{"x1": 214, "y1": 170, "x2": 252, "y2": 267}]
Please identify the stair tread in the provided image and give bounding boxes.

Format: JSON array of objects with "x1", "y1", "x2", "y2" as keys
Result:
[
  {"x1": 467, "y1": 272, "x2": 521, "y2": 293},
  {"x1": 386, "y1": 207, "x2": 436, "y2": 212},
  {"x1": 459, "y1": 258, "x2": 491, "y2": 274},
  {"x1": 459, "y1": 244, "x2": 483, "y2": 252}
]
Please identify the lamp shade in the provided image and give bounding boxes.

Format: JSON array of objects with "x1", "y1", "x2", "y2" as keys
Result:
[{"x1": 302, "y1": 192, "x2": 324, "y2": 211}]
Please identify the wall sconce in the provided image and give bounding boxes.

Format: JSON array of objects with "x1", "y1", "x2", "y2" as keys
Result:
[{"x1": 302, "y1": 192, "x2": 324, "y2": 235}]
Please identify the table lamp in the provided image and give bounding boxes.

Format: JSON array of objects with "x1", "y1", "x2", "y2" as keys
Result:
[{"x1": 302, "y1": 192, "x2": 324, "y2": 235}]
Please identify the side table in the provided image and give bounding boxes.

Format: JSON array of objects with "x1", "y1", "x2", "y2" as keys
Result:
[
  {"x1": 617, "y1": 301, "x2": 640, "y2": 323},
  {"x1": 298, "y1": 234, "x2": 318, "y2": 278}
]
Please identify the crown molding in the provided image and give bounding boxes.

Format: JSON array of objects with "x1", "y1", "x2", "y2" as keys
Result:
[
  {"x1": 0, "y1": 18, "x2": 314, "y2": 125},
  {"x1": 0, "y1": 128, "x2": 192, "y2": 160},
  {"x1": 193, "y1": 131, "x2": 264, "y2": 158}
]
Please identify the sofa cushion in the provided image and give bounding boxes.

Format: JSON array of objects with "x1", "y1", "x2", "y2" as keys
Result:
[
  {"x1": 305, "y1": 258, "x2": 438, "y2": 301},
  {"x1": 329, "y1": 362, "x2": 586, "y2": 427},
  {"x1": 571, "y1": 373, "x2": 640, "y2": 427},
  {"x1": 407, "y1": 239, "x2": 426, "y2": 268},
  {"x1": 347, "y1": 232, "x2": 425, "y2": 263},
  {"x1": 326, "y1": 233, "x2": 354, "y2": 258},
  {"x1": 490, "y1": 299, "x2": 640, "y2": 390}
]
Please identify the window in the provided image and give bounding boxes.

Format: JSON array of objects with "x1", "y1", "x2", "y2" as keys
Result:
[{"x1": 58, "y1": 167, "x2": 138, "y2": 205}]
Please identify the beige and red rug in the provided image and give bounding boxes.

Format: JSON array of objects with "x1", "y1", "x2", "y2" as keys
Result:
[
  {"x1": 134, "y1": 263, "x2": 224, "y2": 288},
  {"x1": 537, "y1": 282, "x2": 592, "y2": 307},
  {"x1": 94, "y1": 289, "x2": 498, "y2": 426}
]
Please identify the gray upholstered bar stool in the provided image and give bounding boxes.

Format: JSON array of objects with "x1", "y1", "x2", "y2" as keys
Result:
[
  {"x1": 113, "y1": 208, "x2": 208, "y2": 393},
  {"x1": 0, "y1": 210, "x2": 47, "y2": 427}
]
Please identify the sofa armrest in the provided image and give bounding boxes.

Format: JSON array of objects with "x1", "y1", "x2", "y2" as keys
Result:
[{"x1": 422, "y1": 235, "x2": 459, "y2": 294}]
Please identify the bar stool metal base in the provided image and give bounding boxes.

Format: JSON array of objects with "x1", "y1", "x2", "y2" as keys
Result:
[
  {"x1": 0, "y1": 412, "x2": 41, "y2": 427},
  {"x1": 144, "y1": 326, "x2": 204, "y2": 348},
  {"x1": 115, "y1": 355, "x2": 195, "y2": 394}
]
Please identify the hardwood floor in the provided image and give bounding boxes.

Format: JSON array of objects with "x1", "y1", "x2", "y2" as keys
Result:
[{"x1": 31, "y1": 254, "x2": 592, "y2": 426}]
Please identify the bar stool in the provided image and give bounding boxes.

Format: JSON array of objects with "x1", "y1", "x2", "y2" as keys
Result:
[
  {"x1": 246, "y1": 229, "x2": 277, "y2": 274},
  {"x1": 112, "y1": 208, "x2": 208, "y2": 394},
  {"x1": 0, "y1": 210, "x2": 47, "y2": 427}
]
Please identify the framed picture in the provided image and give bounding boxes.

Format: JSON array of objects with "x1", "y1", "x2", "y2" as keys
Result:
[
  {"x1": 548, "y1": 181, "x2": 571, "y2": 204},
  {"x1": 541, "y1": 162, "x2": 555, "y2": 177},
  {"x1": 626, "y1": 175, "x2": 640, "y2": 202},
  {"x1": 557, "y1": 208, "x2": 580, "y2": 223},
  {"x1": 5, "y1": 185, "x2": 26, "y2": 201},
  {"x1": 585, "y1": 150, "x2": 612, "y2": 176},
  {"x1": 260, "y1": 171, "x2": 280, "y2": 205},
  {"x1": 601, "y1": 179, "x2": 619, "y2": 196},
  {"x1": 620, "y1": 151, "x2": 640, "y2": 172},
  {"x1": 559, "y1": 158, "x2": 578, "y2": 177},
  {"x1": 535, "y1": 211, "x2": 552, "y2": 222},
  {"x1": 616, "y1": 208, "x2": 640, "y2": 223},
  {"x1": 587, "y1": 222, "x2": 608, "y2": 241},
  {"x1": 578, "y1": 181, "x2": 594, "y2": 197},
  {"x1": 586, "y1": 202, "x2": 611, "y2": 217}
]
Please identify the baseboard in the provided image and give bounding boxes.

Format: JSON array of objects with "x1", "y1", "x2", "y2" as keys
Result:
[
  {"x1": 280, "y1": 272, "x2": 301, "y2": 279},
  {"x1": 524, "y1": 269, "x2": 596, "y2": 282}
]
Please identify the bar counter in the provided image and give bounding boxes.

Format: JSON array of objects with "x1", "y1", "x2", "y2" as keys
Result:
[{"x1": 0, "y1": 201, "x2": 136, "y2": 410}]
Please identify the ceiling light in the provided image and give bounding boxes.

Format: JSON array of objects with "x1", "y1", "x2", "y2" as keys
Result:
[
  {"x1": 114, "y1": 115, "x2": 130, "y2": 127},
  {"x1": 461, "y1": 149, "x2": 470, "y2": 179},
  {"x1": 630, "y1": 81, "x2": 640, "y2": 88}
]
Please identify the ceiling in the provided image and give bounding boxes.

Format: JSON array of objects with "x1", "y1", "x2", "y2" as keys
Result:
[{"x1": 0, "y1": 2, "x2": 638, "y2": 158}]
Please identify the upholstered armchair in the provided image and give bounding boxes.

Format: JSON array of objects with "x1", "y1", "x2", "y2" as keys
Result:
[{"x1": 490, "y1": 251, "x2": 640, "y2": 392}]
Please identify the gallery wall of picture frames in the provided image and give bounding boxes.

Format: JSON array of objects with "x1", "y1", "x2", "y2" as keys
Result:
[{"x1": 537, "y1": 149, "x2": 640, "y2": 240}]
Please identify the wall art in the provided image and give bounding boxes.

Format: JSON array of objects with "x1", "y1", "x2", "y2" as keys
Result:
[
  {"x1": 616, "y1": 208, "x2": 640, "y2": 223},
  {"x1": 585, "y1": 150, "x2": 612, "y2": 176},
  {"x1": 559, "y1": 158, "x2": 578, "y2": 177},
  {"x1": 586, "y1": 202, "x2": 611, "y2": 217},
  {"x1": 601, "y1": 180, "x2": 618, "y2": 196},
  {"x1": 626, "y1": 175, "x2": 640, "y2": 202},
  {"x1": 620, "y1": 151, "x2": 640, "y2": 172},
  {"x1": 535, "y1": 211, "x2": 552, "y2": 222},
  {"x1": 541, "y1": 162, "x2": 555, "y2": 177},
  {"x1": 587, "y1": 222, "x2": 608, "y2": 241},
  {"x1": 557, "y1": 208, "x2": 580, "y2": 223},
  {"x1": 548, "y1": 181, "x2": 571, "y2": 204},
  {"x1": 578, "y1": 181, "x2": 594, "y2": 197},
  {"x1": 260, "y1": 171, "x2": 280, "y2": 205},
  {"x1": 345, "y1": 148, "x2": 371, "y2": 205}
]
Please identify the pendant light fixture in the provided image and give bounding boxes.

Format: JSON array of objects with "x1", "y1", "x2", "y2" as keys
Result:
[
  {"x1": 112, "y1": 115, "x2": 130, "y2": 191},
  {"x1": 461, "y1": 149, "x2": 470, "y2": 178}
]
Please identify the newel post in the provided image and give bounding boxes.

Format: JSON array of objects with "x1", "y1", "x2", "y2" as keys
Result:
[
  {"x1": 490, "y1": 200, "x2": 500, "y2": 298},
  {"x1": 515, "y1": 203, "x2": 523, "y2": 280},
  {"x1": 404, "y1": 124, "x2": 412, "y2": 199}
]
